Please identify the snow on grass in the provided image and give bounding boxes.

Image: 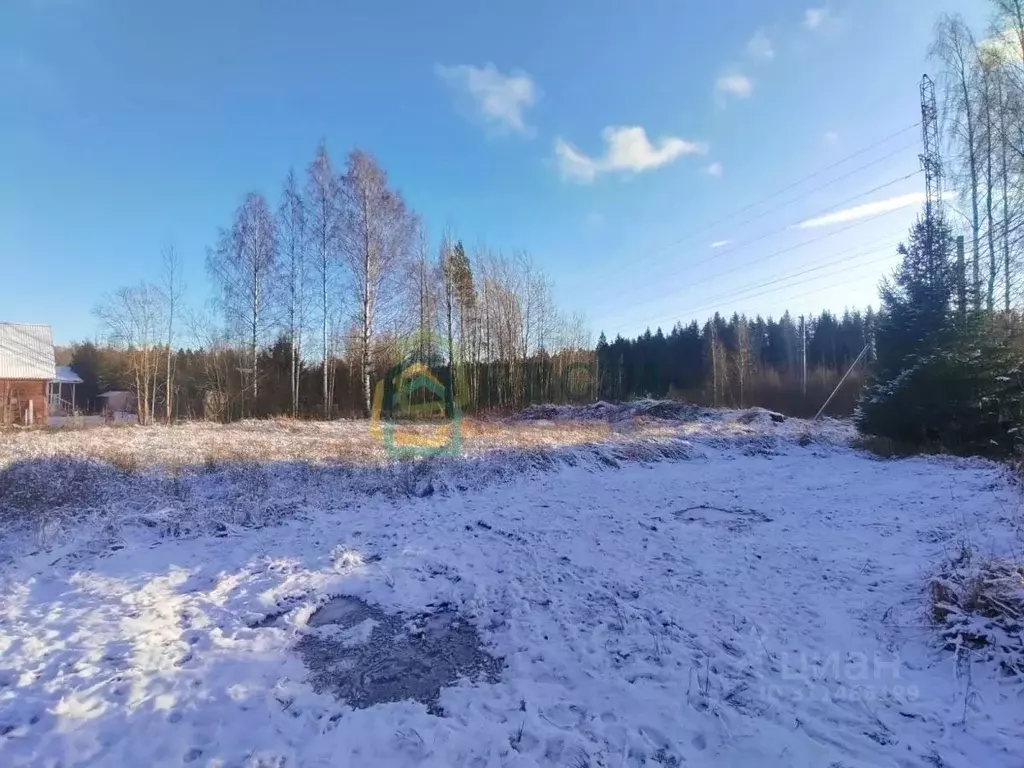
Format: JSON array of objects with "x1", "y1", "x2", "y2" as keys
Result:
[
  {"x1": 0, "y1": 405, "x2": 1021, "y2": 766},
  {"x1": 930, "y1": 547, "x2": 1024, "y2": 676},
  {"x1": 0, "y1": 417, "x2": 615, "y2": 469},
  {"x1": 0, "y1": 401, "x2": 854, "y2": 470}
]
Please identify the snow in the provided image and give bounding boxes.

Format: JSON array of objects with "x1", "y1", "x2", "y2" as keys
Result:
[
  {"x1": 46, "y1": 413, "x2": 136, "y2": 429},
  {"x1": 0, "y1": 408, "x2": 1022, "y2": 767}
]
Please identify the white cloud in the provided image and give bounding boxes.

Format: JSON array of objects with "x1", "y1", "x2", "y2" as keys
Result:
[
  {"x1": 707, "y1": 162, "x2": 724, "y2": 177},
  {"x1": 435, "y1": 63, "x2": 537, "y2": 134},
  {"x1": 804, "y1": 7, "x2": 829, "y2": 30},
  {"x1": 710, "y1": 240, "x2": 731, "y2": 249},
  {"x1": 824, "y1": 130, "x2": 840, "y2": 144},
  {"x1": 715, "y1": 72, "x2": 753, "y2": 99},
  {"x1": 746, "y1": 30, "x2": 775, "y2": 61},
  {"x1": 795, "y1": 192, "x2": 932, "y2": 229},
  {"x1": 555, "y1": 126, "x2": 708, "y2": 183},
  {"x1": 554, "y1": 139, "x2": 601, "y2": 182}
]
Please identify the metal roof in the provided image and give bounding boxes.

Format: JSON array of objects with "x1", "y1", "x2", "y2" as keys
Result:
[
  {"x1": 54, "y1": 365, "x2": 84, "y2": 384},
  {"x1": 0, "y1": 323, "x2": 57, "y2": 380}
]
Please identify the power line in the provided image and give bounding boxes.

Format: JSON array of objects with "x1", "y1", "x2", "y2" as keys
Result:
[
  {"x1": 731, "y1": 223, "x2": 1024, "y2": 322},
  {"x1": 602, "y1": 218, "x2": 1024, "y2": 338},
  {"x1": 677, "y1": 170, "x2": 922, "y2": 273},
  {"x1": 688, "y1": 138, "x2": 920, "y2": 248},
  {"x1": 599, "y1": 191, "x2": 919, "y2": 324},
  {"x1": 603, "y1": 244, "x2": 899, "y2": 336},
  {"x1": 680, "y1": 242, "x2": 899, "y2": 311},
  {"x1": 603, "y1": 194, "x2": 1024, "y2": 336},
  {"x1": 577, "y1": 123, "x2": 922, "y2": 286}
]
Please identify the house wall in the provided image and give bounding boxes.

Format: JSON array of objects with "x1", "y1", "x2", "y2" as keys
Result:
[{"x1": 0, "y1": 379, "x2": 48, "y2": 426}]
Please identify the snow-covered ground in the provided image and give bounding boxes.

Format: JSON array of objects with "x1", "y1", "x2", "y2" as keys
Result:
[{"x1": 1, "y1": 407, "x2": 1021, "y2": 767}]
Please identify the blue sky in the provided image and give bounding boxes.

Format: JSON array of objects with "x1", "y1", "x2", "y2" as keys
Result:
[{"x1": 1, "y1": 0, "x2": 992, "y2": 345}]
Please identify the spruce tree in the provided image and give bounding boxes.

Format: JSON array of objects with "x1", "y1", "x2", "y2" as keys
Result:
[
  {"x1": 858, "y1": 213, "x2": 954, "y2": 442},
  {"x1": 871, "y1": 214, "x2": 955, "y2": 384},
  {"x1": 858, "y1": 211, "x2": 1024, "y2": 456}
]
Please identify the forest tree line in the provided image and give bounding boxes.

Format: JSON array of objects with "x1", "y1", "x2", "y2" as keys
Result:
[
  {"x1": 90, "y1": 143, "x2": 593, "y2": 423},
  {"x1": 68, "y1": 305, "x2": 877, "y2": 421},
  {"x1": 85, "y1": 140, "x2": 878, "y2": 423},
  {"x1": 596, "y1": 309, "x2": 876, "y2": 416},
  {"x1": 78, "y1": 1, "x2": 1024, "y2": 426}
]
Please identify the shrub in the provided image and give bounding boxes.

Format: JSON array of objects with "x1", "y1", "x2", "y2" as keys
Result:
[{"x1": 0, "y1": 457, "x2": 119, "y2": 524}]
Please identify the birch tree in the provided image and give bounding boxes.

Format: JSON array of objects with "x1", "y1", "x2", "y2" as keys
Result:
[
  {"x1": 339, "y1": 149, "x2": 416, "y2": 417},
  {"x1": 306, "y1": 143, "x2": 341, "y2": 418},
  {"x1": 207, "y1": 192, "x2": 278, "y2": 415},
  {"x1": 95, "y1": 282, "x2": 165, "y2": 424},
  {"x1": 411, "y1": 225, "x2": 438, "y2": 361},
  {"x1": 933, "y1": 15, "x2": 984, "y2": 310},
  {"x1": 277, "y1": 169, "x2": 308, "y2": 417},
  {"x1": 160, "y1": 244, "x2": 183, "y2": 421},
  {"x1": 439, "y1": 232, "x2": 456, "y2": 379},
  {"x1": 979, "y1": 53, "x2": 999, "y2": 311}
]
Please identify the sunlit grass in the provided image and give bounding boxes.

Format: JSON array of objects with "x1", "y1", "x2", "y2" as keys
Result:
[{"x1": 0, "y1": 407, "x2": 853, "y2": 470}]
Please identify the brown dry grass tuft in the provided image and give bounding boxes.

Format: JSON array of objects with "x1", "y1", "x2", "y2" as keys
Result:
[{"x1": 930, "y1": 549, "x2": 1024, "y2": 675}]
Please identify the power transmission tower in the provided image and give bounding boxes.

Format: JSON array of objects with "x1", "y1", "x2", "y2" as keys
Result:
[{"x1": 919, "y1": 75, "x2": 944, "y2": 229}]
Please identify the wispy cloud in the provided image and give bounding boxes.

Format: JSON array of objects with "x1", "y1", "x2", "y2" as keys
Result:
[
  {"x1": 713, "y1": 26, "x2": 774, "y2": 106},
  {"x1": 795, "y1": 192, "x2": 930, "y2": 229},
  {"x1": 555, "y1": 126, "x2": 708, "y2": 183},
  {"x1": 710, "y1": 240, "x2": 731, "y2": 249},
  {"x1": 804, "y1": 7, "x2": 830, "y2": 30},
  {"x1": 715, "y1": 72, "x2": 753, "y2": 100},
  {"x1": 435, "y1": 63, "x2": 537, "y2": 134},
  {"x1": 746, "y1": 30, "x2": 775, "y2": 61},
  {"x1": 823, "y1": 130, "x2": 840, "y2": 144},
  {"x1": 707, "y1": 162, "x2": 724, "y2": 177}
]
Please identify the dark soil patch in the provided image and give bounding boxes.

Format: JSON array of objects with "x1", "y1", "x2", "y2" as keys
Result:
[{"x1": 297, "y1": 596, "x2": 503, "y2": 714}]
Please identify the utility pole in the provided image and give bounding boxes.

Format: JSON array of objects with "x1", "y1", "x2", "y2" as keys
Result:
[{"x1": 800, "y1": 314, "x2": 807, "y2": 396}]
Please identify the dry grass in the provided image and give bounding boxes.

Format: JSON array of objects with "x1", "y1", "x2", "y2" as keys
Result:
[
  {"x1": 0, "y1": 406, "x2": 855, "y2": 471},
  {"x1": 930, "y1": 548, "x2": 1024, "y2": 675},
  {"x1": 0, "y1": 417, "x2": 619, "y2": 470}
]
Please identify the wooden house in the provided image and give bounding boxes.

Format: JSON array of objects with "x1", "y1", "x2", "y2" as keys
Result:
[{"x1": 0, "y1": 323, "x2": 57, "y2": 426}]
